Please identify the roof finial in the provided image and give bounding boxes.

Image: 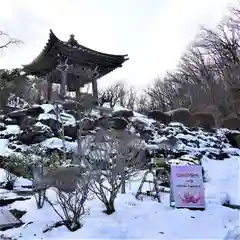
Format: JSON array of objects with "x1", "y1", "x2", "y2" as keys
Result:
[{"x1": 68, "y1": 33, "x2": 79, "y2": 46}]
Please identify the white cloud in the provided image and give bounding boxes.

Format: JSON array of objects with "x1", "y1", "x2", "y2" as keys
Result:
[{"x1": 0, "y1": 0, "x2": 237, "y2": 89}]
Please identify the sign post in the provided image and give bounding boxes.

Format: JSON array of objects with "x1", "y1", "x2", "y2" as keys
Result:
[{"x1": 170, "y1": 165, "x2": 205, "y2": 210}]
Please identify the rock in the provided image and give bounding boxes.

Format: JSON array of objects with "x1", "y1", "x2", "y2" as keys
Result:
[
  {"x1": 112, "y1": 110, "x2": 134, "y2": 119},
  {"x1": 206, "y1": 151, "x2": 229, "y2": 160},
  {"x1": 192, "y1": 112, "x2": 216, "y2": 130},
  {"x1": 0, "y1": 123, "x2": 6, "y2": 131},
  {"x1": 225, "y1": 132, "x2": 240, "y2": 148},
  {"x1": 166, "y1": 108, "x2": 194, "y2": 127},
  {"x1": 4, "y1": 118, "x2": 17, "y2": 125},
  {"x1": 0, "y1": 115, "x2": 6, "y2": 122},
  {"x1": 0, "y1": 196, "x2": 30, "y2": 207},
  {"x1": 0, "y1": 209, "x2": 22, "y2": 231},
  {"x1": 112, "y1": 117, "x2": 128, "y2": 130},
  {"x1": 146, "y1": 110, "x2": 170, "y2": 124},
  {"x1": 39, "y1": 118, "x2": 61, "y2": 135},
  {"x1": 20, "y1": 116, "x2": 37, "y2": 130},
  {"x1": 26, "y1": 105, "x2": 44, "y2": 117},
  {"x1": 64, "y1": 125, "x2": 77, "y2": 140},
  {"x1": 6, "y1": 109, "x2": 27, "y2": 126},
  {"x1": 95, "y1": 116, "x2": 111, "y2": 129},
  {"x1": 0, "y1": 156, "x2": 8, "y2": 168},
  {"x1": 222, "y1": 117, "x2": 240, "y2": 130},
  {"x1": 6, "y1": 106, "x2": 43, "y2": 126},
  {"x1": 17, "y1": 124, "x2": 54, "y2": 144},
  {"x1": 81, "y1": 118, "x2": 95, "y2": 131},
  {"x1": 9, "y1": 209, "x2": 26, "y2": 220}
]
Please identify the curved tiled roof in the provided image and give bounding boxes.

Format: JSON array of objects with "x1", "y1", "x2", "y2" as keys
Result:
[{"x1": 22, "y1": 30, "x2": 128, "y2": 78}]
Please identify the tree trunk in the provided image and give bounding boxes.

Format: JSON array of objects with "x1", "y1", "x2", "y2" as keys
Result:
[
  {"x1": 60, "y1": 70, "x2": 67, "y2": 97},
  {"x1": 35, "y1": 189, "x2": 46, "y2": 209},
  {"x1": 121, "y1": 170, "x2": 126, "y2": 194},
  {"x1": 104, "y1": 200, "x2": 115, "y2": 214}
]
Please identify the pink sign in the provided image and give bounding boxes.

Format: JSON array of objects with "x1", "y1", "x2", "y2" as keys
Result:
[{"x1": 170, "y1": 165, "x2": 205, "y2": 209}]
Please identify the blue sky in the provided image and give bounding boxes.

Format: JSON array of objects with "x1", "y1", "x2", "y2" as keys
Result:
[{"x1": 0, "y1": 0, "x2": 237, "y2": 89}]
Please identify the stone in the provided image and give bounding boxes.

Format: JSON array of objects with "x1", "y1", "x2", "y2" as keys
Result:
[
  {"x1": 95, "y1": 116, "x2": 111, "y2": 129},
  {"x1": 26, "y1": 106, "x2": 44, "y2": 117},
  {"x1": 6, "y1": 106, "x2": 43, "y2": 126},
  {"x1": 9, "y1": 209, "x2": 26, "y2": 220},
  {"x1": 112, "y1": 110, "x2": 134, "y2": 119},
  {"x1": 0, "y1": 209, "x2": 22, "y2": 231},
  {"x1": 0, "y1": 122, "x2": 6, "y2": 131},
  {"x1": 225, "y1": 133, "x2": 240, "y2": 148},
  {"x1": 112, "y1": 117, "x2": 128, "y2": 130},
  {"x1": 64, "y1": 125, "x2": 77, "y2": 140},
  {"x1": 17, "y1": 125, "x2": 54, "y2": 145},
  {"x1": 39, "y1": 118, "x2": 61, "y2": 136},
  {"x1": 20, "y1": 116, "x2": 37, "y2": 130},
  {"x1": 146, "y1": 110, "x2": 170, "y2": 124},
  {"x1": 81, "y1": 117, "x2": 95, "y2": 131},
  {"x1": 4, "y1": 118, "x2": 17, "y2": 125}
]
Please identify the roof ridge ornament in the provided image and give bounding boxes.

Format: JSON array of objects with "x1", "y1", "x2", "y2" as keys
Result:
[{"x1": 68, "y1": 34, "x2": 79, "y2": 46}]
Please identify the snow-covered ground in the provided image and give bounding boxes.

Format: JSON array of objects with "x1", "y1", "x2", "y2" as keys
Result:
[
  {"x1": 0, "y1": 156, "x2": 239, "y2": 240},
  {"x1": 0, "y1": 103, "x2": 240, "y2": 239}
]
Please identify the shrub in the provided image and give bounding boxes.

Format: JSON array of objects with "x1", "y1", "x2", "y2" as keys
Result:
[
  {"x1": 46, "y1": 175, "x2": 91, "y2": 231},
  {"x1": 87, "y1": 129, "x2": 145, "y2": 214},
  {"x1": 221, "y1": 116, "x2": 240, "y2": 130},
  {"x1": 192, "y1": 112, "x2": 216, "y2": 130}
]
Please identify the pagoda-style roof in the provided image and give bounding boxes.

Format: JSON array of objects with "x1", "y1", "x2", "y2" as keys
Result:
[{"x1": 22, "y1": 30, "x2": 129, "y2": 80}]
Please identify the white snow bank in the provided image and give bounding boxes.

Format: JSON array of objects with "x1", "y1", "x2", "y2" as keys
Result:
[
  {"x1": 0, "y1": 125, "x2": 20, "y2": 136},
  {"x1": 131, "y1": 116, "x2": 156, "y2": 127},
  {"x1": 202, "y1": 156, "x2": 240, "y2": 206},
  {"x1": 40, "y1": 138, "x2": 77, "y2": 152},
  {"x1": 0, "y1": 139, "x2": 9, "y2": 156},
  {"x1": 41, "y1": 104, "x2": 54, "y2": 113},
  {"x1": 2, "y1": 179, "x2": 239, "y2": 240}
]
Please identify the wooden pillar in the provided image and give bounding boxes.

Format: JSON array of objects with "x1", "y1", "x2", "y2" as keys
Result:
[
  {"x1": 60, "y1": 70, "x2": 67, "y2": 98},
  {"x1": 92, "y1": 77, "x2": 98, "y2": 103},
  {"x1": 47, "y1": 74, "x2": 52, "y2": 102},
  {"x1": 75, "y1": 82, "x2": 81, "y2": 102}
]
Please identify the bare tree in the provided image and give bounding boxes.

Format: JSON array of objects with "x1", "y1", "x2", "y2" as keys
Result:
[
  {"x1": 0, "y1": 31, "x2": 22, "y2": 51},
  {"x1": 99, "y1": 81, "x2": 127, "y2": 108},
  {"x1": 125, "y1": 86, "x2": 137, "y2": 110},
  {"x1": 86, "y1": 129, "x2": 145, "y2": 214}
]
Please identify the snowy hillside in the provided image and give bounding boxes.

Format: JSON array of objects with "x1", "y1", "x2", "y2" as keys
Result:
[{"x1": 0, "y1": 103, "x2": 239, "y2": 239}]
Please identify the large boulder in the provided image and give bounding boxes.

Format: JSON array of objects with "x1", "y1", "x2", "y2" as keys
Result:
[
  {"x1": 17, "y1": 124, "x2": 54, "y2": 144},
  {"x1": 64, "y1": 125, "x2": 77, "y2": 140},
  {"x1": 7, "y1": 106, "x2": 43, "y2": 126},
  {"x1": 95, "y1": 116, "x2": 111, "y2": 129},
  {"x1": 222, "y1": 117, "x2": 240, "y2": 130},
  {"x1": 39, "y1": 117, "x2": 61, "y2": 136},
  {"x1": 81, "y1": 117, "x2": 95, "y2": 131},
  {"x1": 146, "y1": 110, "x2": 170, "y2": 124},
  {"x1": 225, "y1": 132, "x2": 240, "y2": 148},
  {"x1": 20, "y1": 116, "x2": 37, "y2": 130},
  {"x1": 26, "y1": 105, "x2": 44, "y2": 117},
  {"x1": 192, "y1": 112, "x2": 216, "y2": 130},
  {"x1": 165, "y1": 108, "x2": 194, "y2": 127},
  {"x1": 112, "y1": 117, "x2": 128, "y2": 130},
  {"x1": 112, "y1": 110, "x2": 134, "y2": 119}
]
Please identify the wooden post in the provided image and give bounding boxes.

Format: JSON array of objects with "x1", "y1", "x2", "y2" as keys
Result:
[
  {"x1": 60, "y1": 70, "x2": 67, "y2": 97},
  {"x1": 75, "y1": 82, "x2": 81, "y2": 102},
  {"x1": 92, "y1": 77, "x2": 98, "y2": 103}
]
